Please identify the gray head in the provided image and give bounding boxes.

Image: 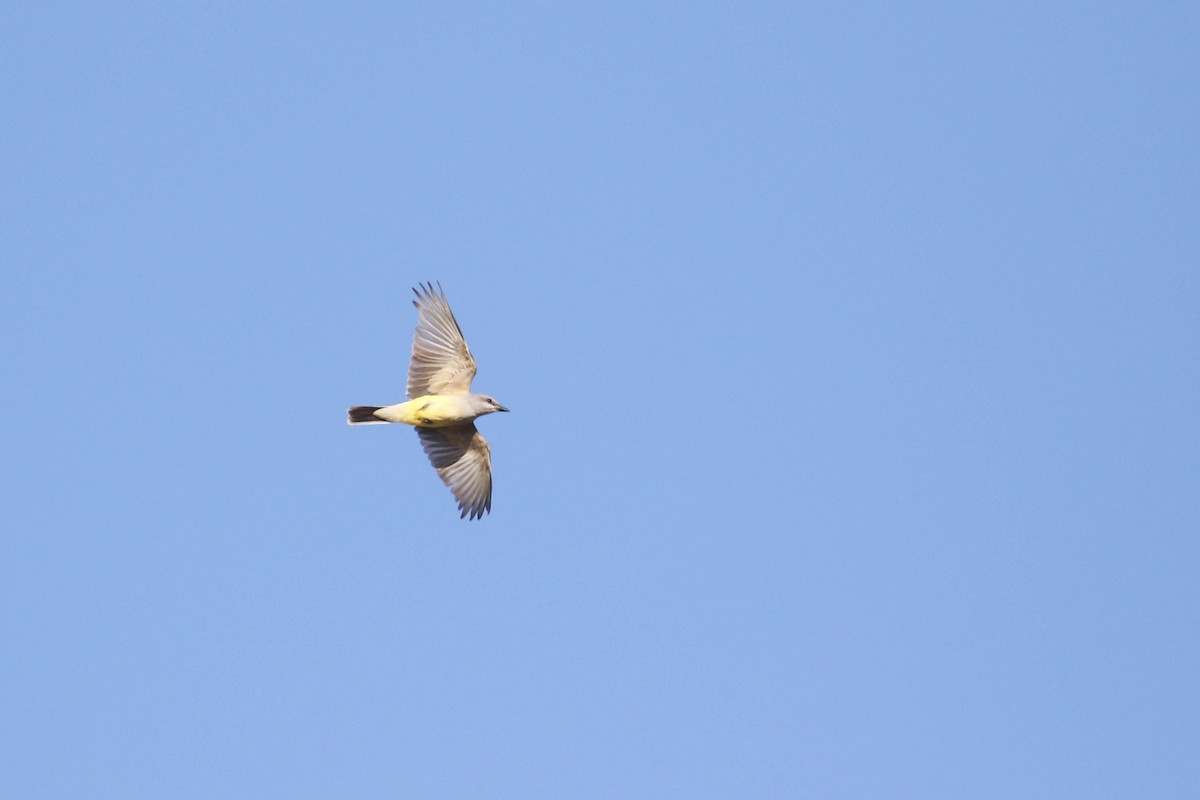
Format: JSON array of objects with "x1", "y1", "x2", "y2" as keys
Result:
[{"x1": 470, "y1": 394, "x2": 510, "y2": 416}]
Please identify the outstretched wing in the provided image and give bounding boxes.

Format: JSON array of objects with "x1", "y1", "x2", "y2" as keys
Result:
[
  {"x1": 407, "y1": 282, "x2": 477, "y2": 399},
  {"x1": 416, "y1": 424, "x2": 493, "y2": 520}
]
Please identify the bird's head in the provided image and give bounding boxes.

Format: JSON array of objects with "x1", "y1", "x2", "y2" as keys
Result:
[{"x1": 472, "y1": 395, "x2": 510, "y2": 416}]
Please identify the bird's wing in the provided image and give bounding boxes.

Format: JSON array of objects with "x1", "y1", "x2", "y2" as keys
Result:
[
  {"x1": 407, "y1": 282, "x2": 477, "y2": 399},
  {"x1": 416, "y1": 424, "x2": 493, "y2": 520}
]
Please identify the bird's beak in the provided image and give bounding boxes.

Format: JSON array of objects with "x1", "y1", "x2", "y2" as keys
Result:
[{"x1": 496, "y1": 404, "x2": 510, "y2": 412}]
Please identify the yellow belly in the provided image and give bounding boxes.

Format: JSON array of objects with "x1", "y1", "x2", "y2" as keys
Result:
[{"x1": 375, "y1": 395, "x2": 470, "y2": 427}]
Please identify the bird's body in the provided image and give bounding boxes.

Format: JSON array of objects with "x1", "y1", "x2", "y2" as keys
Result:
[
  {"x1": 347, "y1": 283, "x2": 507, "y2": 520},
  {"x1": 369, "y1": 395, "x2": 488, "y2": 427}
]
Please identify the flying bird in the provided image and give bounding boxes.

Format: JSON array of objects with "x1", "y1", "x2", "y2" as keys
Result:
[{"x1": 348, "y1": 283, "x2": 508, "y2": 520}]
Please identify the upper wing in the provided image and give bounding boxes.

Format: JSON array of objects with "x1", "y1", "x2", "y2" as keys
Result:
[
  {"x1": 416, "y1": 424, "x2": 493, "y2": 520},
  {"x1": 407, "y1": 282, "x2": 477, "y2": 399}
]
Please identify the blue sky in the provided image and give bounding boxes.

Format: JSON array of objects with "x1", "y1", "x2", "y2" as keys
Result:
[{"x1": 3, "y1": 3, "x2": 1198, "y2": 797}]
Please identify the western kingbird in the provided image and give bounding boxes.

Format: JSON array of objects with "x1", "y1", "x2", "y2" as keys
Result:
[{"x1": 348, "y1": 282, "x2": 508, "y2": 520}]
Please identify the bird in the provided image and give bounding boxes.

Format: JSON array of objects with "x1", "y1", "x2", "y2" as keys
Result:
[{"x1": 348, "y1": 282, "x2": 508, "y2": 520}]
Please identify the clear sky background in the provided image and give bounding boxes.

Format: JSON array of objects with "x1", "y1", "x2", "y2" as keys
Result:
[{"x1": 3, "y1": 3, "x2": 1198, "y2": 797}]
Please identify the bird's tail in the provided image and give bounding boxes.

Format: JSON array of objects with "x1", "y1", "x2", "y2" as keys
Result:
[{"x1": 347, "y1": 406, "x2": 386, "y2": 425}]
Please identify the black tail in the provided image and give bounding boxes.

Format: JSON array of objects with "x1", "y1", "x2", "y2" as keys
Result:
[{"x1": 347, "y1": 406, "x2": 385, "y2": 425}]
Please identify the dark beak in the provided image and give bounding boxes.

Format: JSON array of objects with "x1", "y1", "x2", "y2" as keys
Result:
[{"x1": 496, "y1": 405, "x2": 510, "y2": 412}]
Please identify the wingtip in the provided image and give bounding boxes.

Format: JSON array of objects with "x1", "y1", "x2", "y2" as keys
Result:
[
  {"x1": 458, "y1": 498, "x2": 490, "y2": 521},
  {"x1": 412, "y1": 281, "x2": 445, "y2": 308}
]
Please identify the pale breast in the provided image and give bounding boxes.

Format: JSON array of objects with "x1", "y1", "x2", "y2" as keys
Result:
[{"x1": 379, "y1": 395, "x2": 476, "y2": 427}]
